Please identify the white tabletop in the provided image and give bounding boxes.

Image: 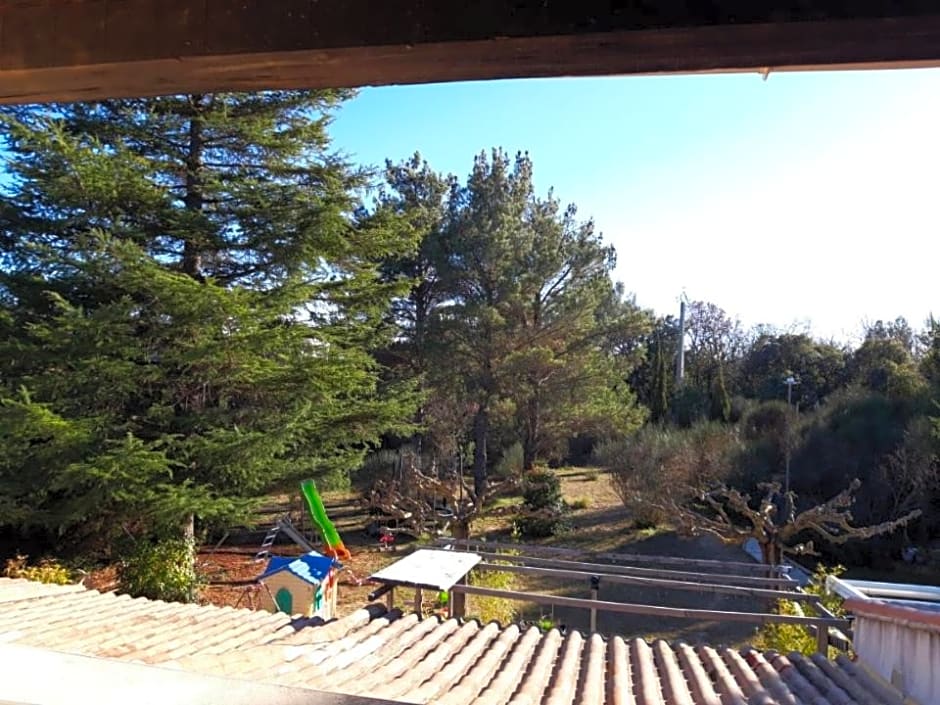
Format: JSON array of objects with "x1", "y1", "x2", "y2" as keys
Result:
[{"x1": 369, "y1": 549, "x2": 481, "y2": 591}]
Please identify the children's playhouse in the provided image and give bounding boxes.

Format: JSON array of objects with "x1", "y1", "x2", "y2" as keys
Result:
[{"x1": 258, "y1": 551, "x2": 339, "y2": 619}]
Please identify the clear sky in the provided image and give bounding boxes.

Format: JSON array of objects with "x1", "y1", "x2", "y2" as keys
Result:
[{"x1": 329, "y1": 68, "x2": 940, "y2": 343}]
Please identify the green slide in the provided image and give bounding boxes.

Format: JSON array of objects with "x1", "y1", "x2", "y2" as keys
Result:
[{"x1": 300, "y1": 479, "x2": 351, "y2": 560}]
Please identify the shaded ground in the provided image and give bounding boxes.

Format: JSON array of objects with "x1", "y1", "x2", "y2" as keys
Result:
[{"x1": 467, "y1": 468, "x2": 770, "y2": 647}]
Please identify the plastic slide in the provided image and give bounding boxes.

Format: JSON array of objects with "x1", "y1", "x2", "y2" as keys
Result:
[{"x1": 300, "y1": 479, "x2": 351, "y2": 561}]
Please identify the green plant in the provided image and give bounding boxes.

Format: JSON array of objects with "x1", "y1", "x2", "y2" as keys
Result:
[
  {"x1": 599, "y1": 422, "x2": 740, "y2": 528},
  {"x1": 118, "y1": 537, "x2": 201, "y2": 603},
  {"x1": 536, "y1": 615, "x2": 556, "y2": 631},
  {"x1": 494, "y1": 442, "x2": 525, "y2": 479},
  {"x1": 568, "y1": 497, "x2": 590, "y2": 510},
  {"x1": 521, "y1": 468, "x2": 563, "y2": 509},
  {"x1": 756, "y1": 564, "x2": 848, "y2": 657},
  {"x1": 466, "y1": 563, "x2": 518, "y2": 625},
  {"x1": 4, "y1": 555, "x2": 72, "y2": 585},
  {"x1": 517, "y1": 468, "x2": 568, "y2": 537}
]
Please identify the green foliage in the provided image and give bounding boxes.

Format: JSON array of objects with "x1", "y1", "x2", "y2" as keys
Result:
[
  {"x1": 3, "y1": 555, "x2": 72, "y2": 585},
  {"x1": 0, "y1": 94, "x2": 418, "y2": 547},
  {"x1": 375, "y1": 150, "x2": 648, "y2": 496},
  {"x1": 536, "y1": 615, "x2": 557, "y2": 631},
  {"x1": 709, "y1": 362, "x2": 732, "y2": 422},
  {"x1": 494, "y1": 442, "x2": 525, "y2": 479},
  {"x1": 671, "y1": 386, "x2": 711, "y2": 428},
  {"x1": 521, "y1": 468, "x2": 564, "y2": 510},
  {"x1": 517, "y1": 468, "x2": 568, "y2": 537},
  {"x1": 756, "y1": 564, "x2": 847, "y2": 657},
  {"x1": 467, "y1": 563, "x2": 518, "y2": 625},
  {"x1": 118, "y1": 537, "x2": 201, "y2": 603},
  {"x1": 599, "y1": 422, "x2": 740, "y2": 528},
  {"x1": 650, "y1": 335, "x2": 672, "y2": 422},
  {"x1": 739, "y1": 334, "x2": 848, "y2": 408}
]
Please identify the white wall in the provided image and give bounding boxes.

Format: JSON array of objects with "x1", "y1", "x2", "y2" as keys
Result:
[{"x1": 854, "y1": 614, "x2": 940, "y2": 705}]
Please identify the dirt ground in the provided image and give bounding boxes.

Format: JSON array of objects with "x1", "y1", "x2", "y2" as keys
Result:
[{"x1": 474, "y1": 468, "x2": 769, "y2": 646}]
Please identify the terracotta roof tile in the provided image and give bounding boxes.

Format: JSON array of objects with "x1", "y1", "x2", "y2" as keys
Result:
[{"x1": 0, "y1": 577, "x2": 908, "y2": 705}]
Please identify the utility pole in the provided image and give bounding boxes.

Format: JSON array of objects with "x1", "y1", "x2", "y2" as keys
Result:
[{"x1": 675, "y1": 297, "x2": 687, "y2": 388}]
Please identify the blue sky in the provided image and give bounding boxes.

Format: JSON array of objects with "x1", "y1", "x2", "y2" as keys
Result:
[{"x1": 330, "y1": 68, "x2": 940, "y2": 343}]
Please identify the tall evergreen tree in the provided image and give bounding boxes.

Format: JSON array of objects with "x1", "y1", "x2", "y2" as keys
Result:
[
  {"x1": 372, "y1": 154, "x2": 457, "y2": 455},
  {"x1": 379, "y1": 150, "x2": 647, "y2": 492},
  {"x1": 650, "y1": 335, "x2": 671, "y2": 422},
  {"x1": 0, "y1": 94, "x2": 416, "y2": 546}
]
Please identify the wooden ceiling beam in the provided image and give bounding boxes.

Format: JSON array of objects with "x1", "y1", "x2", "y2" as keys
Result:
[{"x1": 1, "y1": 2, "x2": 940, "y2": 103}]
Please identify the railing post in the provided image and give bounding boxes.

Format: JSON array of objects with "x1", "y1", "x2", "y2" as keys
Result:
[
  {"x1": 590, "y1": 576, "x2": 600, "y2": 632},
  {"x1": 816, "y1": 621, "x2": 829, "y2": 655},
  {"x1": 451, "y1": 576, "x2": 467, "y2": 619},
  {"x1": 387, "y1": 586, "x2": 395, "y2": 610}
]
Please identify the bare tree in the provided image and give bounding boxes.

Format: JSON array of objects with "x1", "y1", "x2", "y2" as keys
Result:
[
  {"x1": 668, "y1": 480, "x2": 921, "y2": 565},
  {"x1": 364, "y1": 454, "x2": 519, "y2": 539}
]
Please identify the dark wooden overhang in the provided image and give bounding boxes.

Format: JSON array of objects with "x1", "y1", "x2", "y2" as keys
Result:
[{"x1": 2, "y1": 1, "x2": 940, "y2": 103}]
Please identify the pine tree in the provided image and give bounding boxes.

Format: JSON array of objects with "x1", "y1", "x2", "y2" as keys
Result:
[
  {"x1": 0, "y1": 94, "x2": 417, "y2": 547},
  {"x1": 378, "y1": 150, "x2": 648, "y2": 491}
]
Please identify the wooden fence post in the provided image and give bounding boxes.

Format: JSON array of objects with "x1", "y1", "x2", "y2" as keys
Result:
[
  {"x1": 451, "y1": 575, "x2": 467, "y2": 618},
  {"x1": 590, "y1": 576, "x2": 600, "y2": 632}
]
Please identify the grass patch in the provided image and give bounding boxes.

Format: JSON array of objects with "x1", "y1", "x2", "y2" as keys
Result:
[{"x1": 488, "y1": 495, "x2": 523, "y2": 510}]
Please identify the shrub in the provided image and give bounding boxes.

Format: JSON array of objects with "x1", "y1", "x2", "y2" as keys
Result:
[
  {"x1": 517, "y1": 468, "x2": 568, "y2": 537},
  {"x1": 118, "y1": 537, "x2": 201, "y2": 603},
  {"x1": 494, "y1": 442, "x2": 524, "y2": 479},
  {"x1": 755, "y1": 564, "x2": 847, "y2": 657},
  {"x1": 4, "y1": 555, "x2": 72, "y2": 585},
  {"x1": 582, "y1": 469, "x2": 600, "y2": 482},
  {"x1": 598, "y1": 423, "x2": 739, "y2": 528},
  {"x1": 521, "y1": 468, "x2": 563, "y2": 510},
  {"x1": 568, "y1": 497, "x2": 590, "y2": 510},
  {"x1": 597, "y1": 428, "x2": 684, "y2": 527}
]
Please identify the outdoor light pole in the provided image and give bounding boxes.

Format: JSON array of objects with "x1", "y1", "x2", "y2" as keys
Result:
[{"x1": 783, "y1": 375, "x2": 799, "y2": 497}]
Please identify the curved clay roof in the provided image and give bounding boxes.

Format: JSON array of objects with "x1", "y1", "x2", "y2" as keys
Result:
[{"x1": 0, "y1": 577, "x2": 904, "y2": 705}]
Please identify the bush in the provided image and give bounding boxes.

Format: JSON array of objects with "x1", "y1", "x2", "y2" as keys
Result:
[
  {"x1": 756, "y1": 564, "x2": 848, "y2": 657},
  {"x1": 521, "y1": 468, "x2": 563, "y2": 510},
  {"x1": 568, "y1": 497, "x2": 590, "y2": 510},
  {"x1": 596, "y1": 430, "x2": 673, "y2": 528},
  {"x1": 494, "y1": 442, "x2": 524, "y2": 479},
  {"x1": 598, "y1": 423, "x2": 739, "y2": 528},
  {"x1": 118, "y1": 537, "x2": 201, "y2": 603},
  {"x1": 4, "y1": 555, "x2": 72, "y2": 585},
  {"x1": 517, "y1": 468, "x2": 568, "y2": 537}
]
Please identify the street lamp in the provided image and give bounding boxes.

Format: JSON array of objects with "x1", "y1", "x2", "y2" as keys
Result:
[
  {"x1": 783, "y1": 375, "x2": 799, "y2": 407},
  {"x1": 782, "y1": 375, "x2": 799, "y2": 499}
]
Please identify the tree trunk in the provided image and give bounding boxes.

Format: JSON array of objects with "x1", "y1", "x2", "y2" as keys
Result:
[
  {"x1": 523, "y1": 394, "x2": 539, "y2": 471},
  {"x1": 452, "y1": 517, "x2": 470, "y2": 541},
  {"x1": 182, "y1": 94, "x2": 205, "y2": 279},
  {"x1": 759, "y1": 538, "x2": 781, "y2": 566},
  {"x1": 179, "y1": 97, "x2": 203, "y2": 569},
  {"x1": 180, "y1": 512, "x2": 195, "y2": 542},
  {"x1": 472, "y1": 407, "x2": 488, "y2": 500}
]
